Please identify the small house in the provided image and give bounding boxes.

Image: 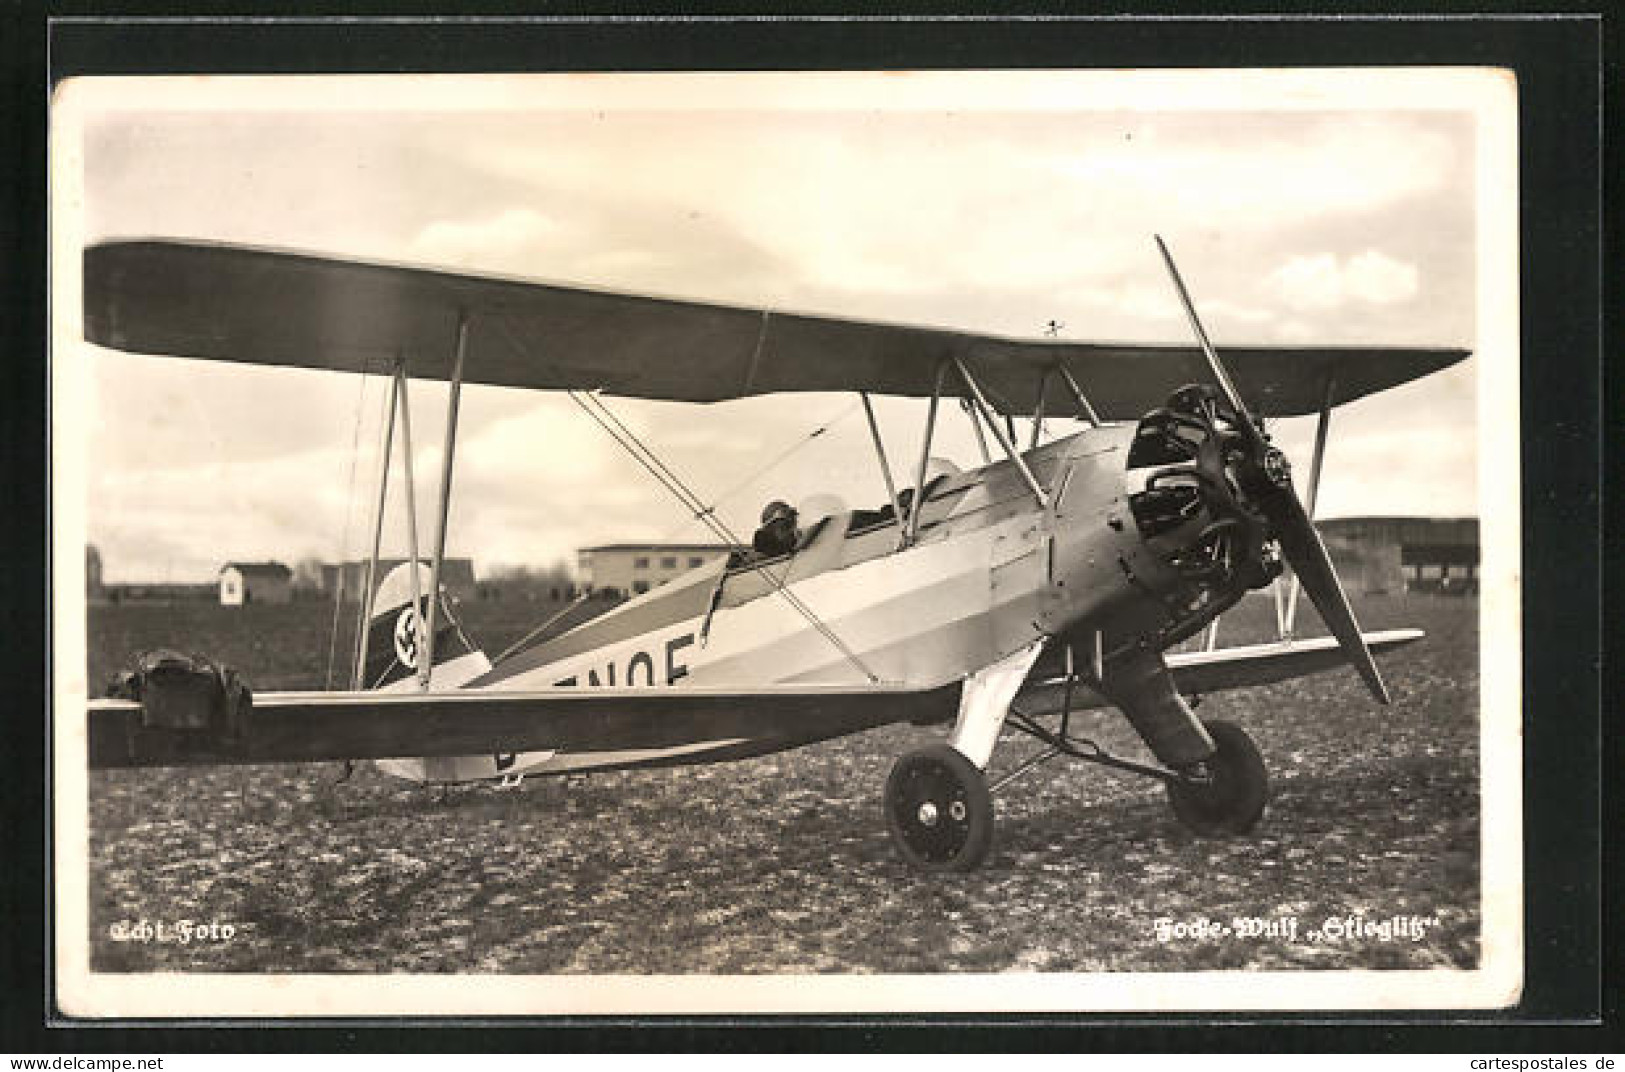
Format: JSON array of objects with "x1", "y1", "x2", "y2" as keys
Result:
[{"x1": 219, "y1": 561, "x2": 293, "y2": 606}]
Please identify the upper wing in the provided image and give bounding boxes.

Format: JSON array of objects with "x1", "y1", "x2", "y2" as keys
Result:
[
  {"x1": 83, "y1": 239, "x2": 1468, "y2": 419},
  {"x1": 1016, "y1": 629, "x2": 1425, "y2": 715},
  {"x1": 86, "y1": 681, "x2": 959, "y2": 770}
]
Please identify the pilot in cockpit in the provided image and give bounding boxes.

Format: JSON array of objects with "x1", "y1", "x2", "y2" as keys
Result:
[{"x1": 751, "y1": 500, "x2": 801, "y2": 559}]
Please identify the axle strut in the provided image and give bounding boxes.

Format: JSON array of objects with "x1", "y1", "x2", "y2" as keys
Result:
[{"x1": 996, "y1": 698, "x2": 1184, "y2": 794}]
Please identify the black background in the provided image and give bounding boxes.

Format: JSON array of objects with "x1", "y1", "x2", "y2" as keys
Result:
[{"x1": 2, "y1": 5, "x2": 1610, "y2": 1053}]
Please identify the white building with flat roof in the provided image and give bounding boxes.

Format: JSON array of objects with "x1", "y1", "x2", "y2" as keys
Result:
[{"x1": 577, "y1": 543, "x2": 731, "y2": 597}]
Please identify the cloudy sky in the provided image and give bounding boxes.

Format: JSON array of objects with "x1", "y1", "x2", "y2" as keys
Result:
[{"x1": 58, "y1": 70, "x2": 1502, "y2": 583}]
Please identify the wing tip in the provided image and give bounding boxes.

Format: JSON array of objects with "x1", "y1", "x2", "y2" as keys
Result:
[{"x1": 1368, "y1": 626, "x2": 1427, "y2": 646}]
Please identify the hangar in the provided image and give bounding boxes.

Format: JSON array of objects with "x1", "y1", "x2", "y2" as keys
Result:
[{"x1": 1318, "y1": 517, "x2": 1480, "y2": 595}]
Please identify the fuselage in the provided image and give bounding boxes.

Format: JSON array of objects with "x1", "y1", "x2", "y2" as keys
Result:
[{"x1": 380, "y1": 421, "x2": 1212, "y2": 783}]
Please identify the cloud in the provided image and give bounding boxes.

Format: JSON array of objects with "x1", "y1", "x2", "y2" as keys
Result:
[
  {"x1": 1267, "y1": 250, "x2": 1420, "y2": 311},
  {"x1": 1309, "y1": 425, "x2": 1478, "y2": 519},
  {"x1": 409, "y1": 207, "x2": 563, "y2": 267},
  {"x1": 416, "y1": 109, "x2": 1466, "y2": 352},
  {"x1": 89, "y1": 450, "x2": 364, "y2": 581},
  {"x1": 1343, "y1": 250, "x2": 1423, "y2": 303},
  {"x1": 1048, "y1": 115, "x2": 1458, "y2": 226}
]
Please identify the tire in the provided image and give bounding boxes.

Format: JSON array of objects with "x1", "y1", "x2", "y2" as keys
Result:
[
  {"x1": 1165, "y1": 719, "x2": 1269, "y2": 836},
  {"x1": 884, "y1": 744, "x2": 995, "y2": 872}
]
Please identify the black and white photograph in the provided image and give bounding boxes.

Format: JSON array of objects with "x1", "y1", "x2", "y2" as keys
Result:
[{"x1": 51, "y1": 66, "x2": 1521, "y2": 1016}]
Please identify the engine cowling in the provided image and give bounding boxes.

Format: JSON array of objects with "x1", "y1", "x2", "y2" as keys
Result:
[{"x1": 1120, "y1": 384, "x2": 1284, "y2": 645}]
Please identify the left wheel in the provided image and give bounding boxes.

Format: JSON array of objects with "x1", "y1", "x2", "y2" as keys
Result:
[
  {"x1": 884, "y1": 744, "x2": 995, "y2": 872},
  {"x1": 1165, "y1": 718, "x2": 1269, "y2": 836}
]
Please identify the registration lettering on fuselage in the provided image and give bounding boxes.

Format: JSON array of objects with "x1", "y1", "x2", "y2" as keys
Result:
[
  {"x1": 492, "y1": 630, "x2": 699, "y2": 771},
  {"x1": 550, "y1": 631, "x2": 696, "y2": 689}
]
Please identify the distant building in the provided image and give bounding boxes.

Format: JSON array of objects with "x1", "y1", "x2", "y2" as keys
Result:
[
  {"x1": 86, "y1": 545, "x2": 104, "y2": 602},
  {"x1": 319, "y1": 558, "x2": 478, "y2": 603},
  {"x1": 219, "y1": 561, "x2": 293, "y2": 605},
  {"x1": 104, "y1": 582, "x2": 215, "y2": 604},
  {"x1": 578, "y1": 543, "x2": 731, "y2": 597},
  {"x1": 1318, "y1": 517, "x2": 1480, "y2": 595}
]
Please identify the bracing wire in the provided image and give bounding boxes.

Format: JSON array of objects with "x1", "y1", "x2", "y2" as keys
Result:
[
  {"x1": 574, "y1": 392, "x2": 719, "y2": 532},
  {"x1": 480, "y1": 309, "x2": 874, "y2": 679},
  {"x1": 324, "y1": 367, "x2": 374, "y2": 690},
  {"x1": 565, "y1": 393, "x2": 728, "y2": 541},
  {"x1": 656, "y1": 399, "x2": 859, "y2": 543},
  {"x1": 567, "y1": 391, "x2": 879, "y2": 682},
  {"x1": 492, "y1": 589, "x2": 593, "y2": 665}
]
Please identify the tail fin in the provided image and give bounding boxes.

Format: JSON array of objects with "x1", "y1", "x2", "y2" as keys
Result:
[{"x1": 361, "y1": 562, "x2": 491, "y2": 692}]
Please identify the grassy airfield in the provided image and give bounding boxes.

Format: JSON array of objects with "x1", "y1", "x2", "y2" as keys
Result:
[{"x1": 83, "y1": 593, "x2": 1480, "y2": 974}]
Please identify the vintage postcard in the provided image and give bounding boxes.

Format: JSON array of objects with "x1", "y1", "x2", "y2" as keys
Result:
[{"x1": 51, "y1": 67, "x2": 1521, "y2": 1016}]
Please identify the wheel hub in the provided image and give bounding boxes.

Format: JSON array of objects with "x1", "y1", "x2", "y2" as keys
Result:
[
  {"x1": 1165, "y1": 719, "x2": 1270, "y2": 838},
  {"x1": 885, "y1": 745, "x2": 996, "y2": 871},
  {"x1": 1180, "y1": 761, "x2": 1215, "y2": 785}
]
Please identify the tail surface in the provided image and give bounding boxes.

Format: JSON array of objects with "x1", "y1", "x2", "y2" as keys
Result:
[
  {"x1": 362, "y1": 562, "x2": 497, "y2": 784},
  {"x1": 361, "y1": 562, "x2": 490, "y2": 692}
]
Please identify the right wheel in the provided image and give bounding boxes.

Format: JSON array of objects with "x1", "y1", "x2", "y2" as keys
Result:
[
  {"x1": 1165, "y1": 718, "x2": 1269, "y2": 836},
  {"x1": 884, "y1": 744, "x2": 994, "y2": 872}
]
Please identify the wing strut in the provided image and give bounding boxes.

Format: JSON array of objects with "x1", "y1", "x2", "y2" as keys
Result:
[
  {"x1": 352, "y1": 359, "x2": 432, "y2": 687},
  {"x1": 1057, "y1": 365, "x2": 1104, "y2": 427},
  {"x1": 1028, "y1": 369, "x2": 1051, "y2": 450},
  {"x1": 961, "y1": 398, "x2": 993, "y2": 465},
  {"x1": 396, "y1": 368, "x2": 429, "y2": 681},
  {"x1": 858, "y1": 391, "x2": 907, "y2": 541},
  {"x1": 904, "y1": 362, "x2": 947, "y2": 547},
  {"x1": 1284, "y1": 371, "x2": 1337, "y2": 636},
  {"x1": 419, "y1": 313, "x2": 470, "y2": 688},
  {"x1": 351, "y1": 362, "x2": 401, "y2": 688},
  {"x1": 951, "y1": 356, "x2": 1050, "y2": 509}
]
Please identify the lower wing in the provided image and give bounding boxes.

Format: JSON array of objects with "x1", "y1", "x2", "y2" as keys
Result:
[
  {"x1": 83, "y1": 630, "x2": 1421, "y2": 770},
  {"x1": 1015, "y1": 628, "x2": 1425, "y2": 716},
  {"x1": 85, "y1": 681, "x2": 959, "y2": 770}
]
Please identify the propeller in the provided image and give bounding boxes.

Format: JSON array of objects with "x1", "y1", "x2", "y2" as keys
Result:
[{"x1": 1153, "y1": 236, "x2": 1391, "y2": 704}]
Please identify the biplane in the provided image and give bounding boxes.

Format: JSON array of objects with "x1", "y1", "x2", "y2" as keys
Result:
[{"x1": 79, "y1": 235, "x2": 1466, "y2": 871}]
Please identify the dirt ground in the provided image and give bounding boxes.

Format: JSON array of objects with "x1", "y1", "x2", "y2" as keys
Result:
[{"x1": 81, "y1": 593, "x2": 1480, "y2": 974}]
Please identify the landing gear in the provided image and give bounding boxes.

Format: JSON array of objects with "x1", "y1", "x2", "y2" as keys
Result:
[
  {"x1": 1165, "y1": 718, "x2": 1268, "y2": 836},
  {"x1": 885, "y1": 745, "x2": 994, "y2": 872},
  {"x1": 884, "y1": 681, "x2": 1267, "y2": 870}
]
